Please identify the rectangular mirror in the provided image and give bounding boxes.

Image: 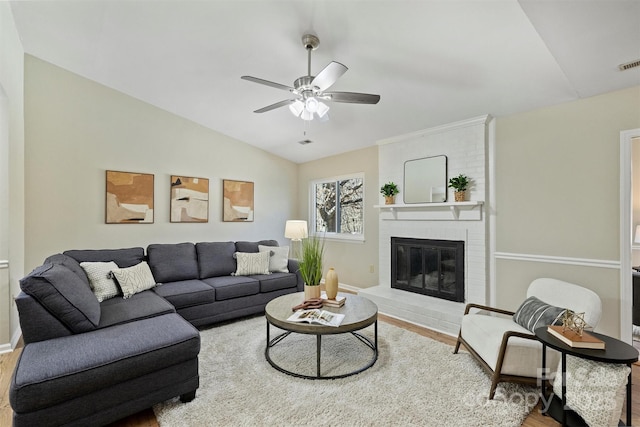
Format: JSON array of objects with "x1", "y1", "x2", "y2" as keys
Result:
[{"x1": 403, "y1": 155, "x2": 447, "y2": 203}]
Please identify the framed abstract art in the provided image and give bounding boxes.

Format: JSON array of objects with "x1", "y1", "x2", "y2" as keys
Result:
[
  {"x1": 105, "y1": 170, "x2": 154, "y2": 224},
  {"x1": 222, "y1": 179, "x2": 254, "y2": 222},
  {"x1": 170, "y1": 175, "x2": 209, "y2": 223}
]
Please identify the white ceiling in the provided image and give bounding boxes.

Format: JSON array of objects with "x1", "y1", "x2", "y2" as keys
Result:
[{"x1": 10, "y1": 0, "x2": 640, "y2": 164}]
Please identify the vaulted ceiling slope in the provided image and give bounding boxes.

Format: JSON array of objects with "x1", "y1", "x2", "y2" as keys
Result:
[{"x1": 10, "y1": 1, "x2": 640, "y2": 163}]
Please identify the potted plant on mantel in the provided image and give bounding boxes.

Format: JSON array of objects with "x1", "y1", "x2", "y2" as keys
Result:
[
  {"x1": 299, "y1": 235, "x2": 325, "y2": 300},
  {"x1": 448, "y1": 174, "x2": 470, "y2": 202},
  {"x1": 380, "y1": 182, "x2": 400, "y2": 205}
]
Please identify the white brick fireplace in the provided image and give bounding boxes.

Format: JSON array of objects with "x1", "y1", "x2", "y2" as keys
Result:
[{"x1": 359, "y1": 115, "x2": 492, "y2": 336}]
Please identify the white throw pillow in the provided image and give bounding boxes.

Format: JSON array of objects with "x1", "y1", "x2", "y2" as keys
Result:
[
  {"x1": 80, "y1": 261, "x2": 120, "y2": 302},
  {"x1": 111, "y1": 261, "x2": 157, "y2": 299},
  {"x1": 553, "y1": 355, "x2": 630, "y2": 427},
  {"x1": 233, "y1": 251, "x2": 271, "y2": 276},
  {"x1": 258, "y1": 245, "x2": 289, "y2": 273}
]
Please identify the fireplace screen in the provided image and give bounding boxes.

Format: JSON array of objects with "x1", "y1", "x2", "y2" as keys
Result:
[{"x1": 391, "y1": 237, "x2": 464, "y2": 302}]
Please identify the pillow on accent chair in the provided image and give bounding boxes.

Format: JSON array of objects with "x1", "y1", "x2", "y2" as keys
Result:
[
  {"x1": 258, "y1": 245, "x2": 289, "y2": 273},
  {"x1": 111, "y1": 261, "x2": 157, "y2": 298},
  {"x1": 80, "y1": 261, "x2": 120, "y2": 302},
  {"x1": 232, "y1": 251, "x2": 271, "y2": 276},
  {"x1": 512, "y1": 296, "x2": 568, "y2": 332}
]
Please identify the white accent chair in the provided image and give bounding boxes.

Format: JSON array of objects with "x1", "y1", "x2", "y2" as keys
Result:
[{"x1": 454, "y1": 278, "x2": 602, "y2": 399}]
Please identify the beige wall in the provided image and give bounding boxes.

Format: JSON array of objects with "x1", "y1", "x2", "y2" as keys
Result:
[
  {"x1": 24, "y1": 55, "x2": 298, "y2": 272},
  {"x1": 1, "y1": 3, "x2": 26, "y2": 349},
  {"x1": 494, "y1": 86, "x2": 640, "y2": 337},
  {"x1": 297, "y1": 146, "x2": 379, "y2": 288}
]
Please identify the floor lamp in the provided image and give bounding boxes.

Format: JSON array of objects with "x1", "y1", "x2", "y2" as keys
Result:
[{"x1": 285, "y1": 220, "x2": 308, "y2": 260}]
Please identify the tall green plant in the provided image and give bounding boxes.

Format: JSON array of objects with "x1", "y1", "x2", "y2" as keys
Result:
[{"x1": 299, "y1": 236, "x2": 325, "y2": 286}]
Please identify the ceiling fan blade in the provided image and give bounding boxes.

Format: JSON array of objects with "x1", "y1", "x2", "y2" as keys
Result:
[
  {"x1": 322, "y1": 91, "x2": 381, "y2": 104},
  {"x1": 253, "y1": 99, "x2": 296, "y2": 113},
  {"x1": 311, "y1": 61, "x2": 348, "y2": 91},
  {"x1": 241, "y1": 76, "x2": 294, "y2": 92}
]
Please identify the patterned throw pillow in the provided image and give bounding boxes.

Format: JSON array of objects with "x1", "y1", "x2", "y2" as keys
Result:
[
  {"x1": 512, "y1": 296, "x2": 567, "y2": 332},
  {"x1": 258, "y1": 245, "x2": 289, "y2": 273},
  {"x1": 80, "y1": 261, "x2": 120, "y2": 302},
  {"x1": 111, "y1": 261, "x2": 157, "y2": 299},
  {"x1": 553, "y1": 355, "x2": 630, "y2": 427},
  {"x1": 232, "y1": 251, "x2": 271, "y2": 276}
]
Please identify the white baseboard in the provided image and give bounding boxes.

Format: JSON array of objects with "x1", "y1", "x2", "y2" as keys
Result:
[
  {"x1": 0, "y1": 342, "x2": 11, "y2": 354},
  {"x1": 11, "y1": 326, "x2": 21, "y2": 349}
]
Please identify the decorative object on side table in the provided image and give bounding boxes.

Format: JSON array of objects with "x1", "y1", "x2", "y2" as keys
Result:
[
  {"x1": 448, "y1": 174, "x2": 470, "y2": 202},
  {"x1": 324, "y1": 267, "x2": 338, "y2": 299},
  {"x1": 299, "y1": 235, "x2": 324, "y2": 300},
  {"x1": 380, "y1": 181, "x2": 399, "y2": 205}
]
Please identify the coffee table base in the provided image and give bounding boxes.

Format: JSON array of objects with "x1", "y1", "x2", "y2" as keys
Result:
[{"x1": 265, "y1": 320, "x2": 378, "y2": 380}]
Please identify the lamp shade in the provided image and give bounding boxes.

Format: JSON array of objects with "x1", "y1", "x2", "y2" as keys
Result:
[
  {"x1": 284, "y1": 220, "x2": 308, "y2": 240},
  {"x1": 635, "y1": 225, "x2": 640, "y2": 244}
]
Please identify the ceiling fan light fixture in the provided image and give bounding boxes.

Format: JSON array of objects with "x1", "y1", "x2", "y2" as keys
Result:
[
  {"x1": 289, "y1": 100, "x2": 304, "y2": 117},
  {"x1": 316, "y1": 101, "x2": 330, "y2": 118},
  {"x1": 301, "y1": 109, "x2": 314, "y2": 121},
  {"x1": 305, "y1": 97, "x2": 319, "y2": 113}
]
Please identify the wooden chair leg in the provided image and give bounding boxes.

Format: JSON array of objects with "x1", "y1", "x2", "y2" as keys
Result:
[
  {"x1": 488, "y1": 372, "x2": 500, "y2": 399},
  {"x1": 453, "y1": 331, "x2": 462, "y2": 354}
]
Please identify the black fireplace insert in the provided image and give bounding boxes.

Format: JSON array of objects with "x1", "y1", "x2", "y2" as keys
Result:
[{"x1": 391, "y1": 237, "x2": 464, "y2": 302}]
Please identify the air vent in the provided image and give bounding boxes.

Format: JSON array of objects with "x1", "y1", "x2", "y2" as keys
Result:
[
  {"x1": 619, "y1": 59, "x2": 640, "y2": 71},
  {"x1": 298, "y1": 139, "x2": 313, "y2": 145}
]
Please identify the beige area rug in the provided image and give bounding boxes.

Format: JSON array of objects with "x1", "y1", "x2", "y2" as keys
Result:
[{"x1": 153, "y1": 315, "x2": 538, "y2": 426}]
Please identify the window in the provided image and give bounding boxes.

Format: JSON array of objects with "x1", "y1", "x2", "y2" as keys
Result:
[{"x1": 311, "y1": 174, "x2": 364, "y2": 241}]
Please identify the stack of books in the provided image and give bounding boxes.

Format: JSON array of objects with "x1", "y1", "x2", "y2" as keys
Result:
[
  {"x1": 321, "y1": 292, "x2": 346, "y2": 308},
  {"x1": 547, "y1": 325, "x2": 605, "y2": 350}
]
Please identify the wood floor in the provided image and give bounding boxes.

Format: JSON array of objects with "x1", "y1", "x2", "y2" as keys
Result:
[{"x1": 1, "y1": 314, "x2": 638, "y2": 427}]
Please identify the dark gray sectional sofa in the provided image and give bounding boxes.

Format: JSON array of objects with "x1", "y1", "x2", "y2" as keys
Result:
[{"x1": 10, "y1": 240, "x2": 302, "y2": 427}]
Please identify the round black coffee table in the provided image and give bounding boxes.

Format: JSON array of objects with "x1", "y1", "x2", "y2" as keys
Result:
[{"x1": 264, "y1": 292, "x2": 378, "y2": 379}]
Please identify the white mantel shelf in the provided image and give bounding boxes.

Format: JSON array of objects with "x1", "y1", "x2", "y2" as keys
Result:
[{"x1": 374, "y1": 201, "x2": 484, "y2": 221}]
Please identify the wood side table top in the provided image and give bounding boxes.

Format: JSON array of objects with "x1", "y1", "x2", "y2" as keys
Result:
[{"x1": 265, "y1": 292, "x2": 378, "y2": 335}]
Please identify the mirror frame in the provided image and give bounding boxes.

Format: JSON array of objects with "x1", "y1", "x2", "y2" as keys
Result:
[{"x1": 403, "y1": 155, "x2": 448, "y2": 203}]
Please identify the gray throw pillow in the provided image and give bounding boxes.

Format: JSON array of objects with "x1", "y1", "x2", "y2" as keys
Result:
[
  {"x1": 20, "y1": 263, "x2": 100, "y2": 333},
  {"x1": 512, "y1": 296, "x2": 567, "y2": 333}
]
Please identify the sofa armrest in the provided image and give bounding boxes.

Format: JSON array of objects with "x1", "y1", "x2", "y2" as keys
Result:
[
  {"x1": 15, "y1": 292, "x2": 73, "y2": 343},
  {"x1": 463, "y1": 302, "x2": 515, "y2": 317},
  {"x1": 287, "y1": 259, "x2": 304, "y2": 292}
]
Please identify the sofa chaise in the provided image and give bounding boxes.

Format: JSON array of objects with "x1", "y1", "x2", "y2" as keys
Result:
[{"x1": 10, "y1": 240, "x2": 303, "y2": 427}]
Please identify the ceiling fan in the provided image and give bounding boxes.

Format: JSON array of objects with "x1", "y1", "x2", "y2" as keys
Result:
[{"x1": 241, "y1": 34, "x2": 380, "y2": 121}]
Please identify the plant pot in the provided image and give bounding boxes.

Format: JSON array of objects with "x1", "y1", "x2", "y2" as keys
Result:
[
  {"x1": 454, "y1": 191, "x2": 465, "y2": 202},
  {"x1": 324, "y1": 268, "x2": 338, "y2": 299},
  {"x1": 384, "y1": 195, "x2": 395, "y2": 205},
  {"x1": 304, "y1": 284, "x2": 321, "y2": 300}
]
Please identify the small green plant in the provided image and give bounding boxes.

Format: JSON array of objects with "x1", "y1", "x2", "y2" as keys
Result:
[
  {"x1": 298, "y1": 235, "x2": 325, "y2": 286},
  {"x1": 448, "y1": 174, "x2": 470, "y2": 192},
  {"x1": 380, "y1": 182, "x2": 400, "y2": 197}
]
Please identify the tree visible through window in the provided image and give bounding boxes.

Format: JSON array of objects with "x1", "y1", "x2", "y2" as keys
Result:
[{"x1": 313, "y1": 175, "x2": 363, "y2": 237}]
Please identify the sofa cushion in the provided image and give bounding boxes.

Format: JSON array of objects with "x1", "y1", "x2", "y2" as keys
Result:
[
  {"x1": 111, "y1": 261, "x2": 157, "y2": 298},
  {"x1": 203, "y1": 276, "x2": 259, "y2": 301},
  {"x1": 235, "y1": 240, "x2": 278, "y2": 253},
  {"x1": 10, "y1": 313, "x2": 199, "y2": 414},
  {"x1": 153, "y1": 279, "x2": 216, "y2": 309},
  {"x1": 512, "y1": 296, "x2": 567, "y2": 332},
  {"x1": 44, "y1": 253, "x2": 90, "y2": 287},
  {"x1": 147, "y1": 242, "x2": 199, "y2": 283},
  {"x1": 259, "y1": 245, "x2": 289, "y2": 273},
  {"x1": 80, "y1": 261, "x2": 120, "y2": 302},
  {"x1": 98, "y1": 291, "x2": 175, "y2": 328},
  {"x1": 195, "y1": 241, "x2": 236, "y2": 278},
  {"x1": 254, "y1": 272, "x2": 298, "y2": 293},
  {"x1": 20, "y1": 263, "x2": 100, "y2": 333},
  {"x1": 233, "y1": 251, "x2": 270, "y2": 276},
  {"x1": 64, "y1": 247, "x2": 145, "y2": 268}
]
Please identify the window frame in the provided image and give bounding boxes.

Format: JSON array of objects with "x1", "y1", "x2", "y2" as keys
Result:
[{"x1": 309, "y1": 173, "x2": 365, "y2": 243}]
